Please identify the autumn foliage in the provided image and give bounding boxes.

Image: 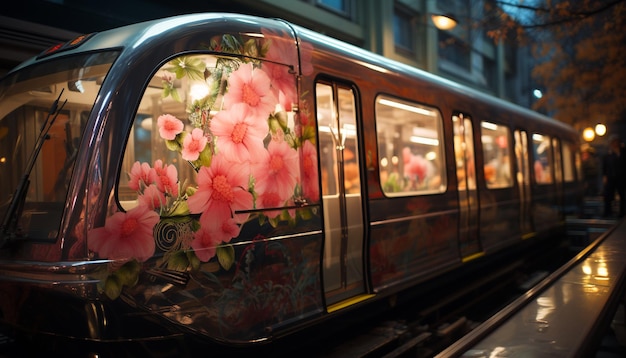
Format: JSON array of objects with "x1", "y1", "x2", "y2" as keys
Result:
[{"x1": 485, "y1": 1, "x2": 626, "y2": 130}]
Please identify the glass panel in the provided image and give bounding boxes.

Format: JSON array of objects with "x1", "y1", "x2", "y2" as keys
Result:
[
  {"x1": 454, "y1": 114, "x2": 476, "y2": 190},
  {"x1": 532, "y1": 133, "x2": 553, "y2": 184},
  {"x1": 481, "y1": 121, "x2": 513, "y2": 188},
  {"x1": 394, "y1": 8, "x2": 414, "y2": 52},
  {"x1": 316, "y1": 83, "x2": 339, "y2": 196},
  {"x1": 118, "y1": 52, "x2": 303, "y2": 229},
  {"x1": 0, "y1": 51, "x2": 118, "y2": 240},
  {"x1": 376, "y1": 96, "x2": 446, "y2": 196},
  {"x1": 562, "y1": 141, "x2": 575, "y2": 182},
  {"x1": 338, "y1": 88, "x2": 359, "y2": 194},
  {"x1": 317, "y1": 0, "x2": 350, "y2": 16},
  {"x1": 514, "y1": 130, "x2": 529, "y2": 189}
]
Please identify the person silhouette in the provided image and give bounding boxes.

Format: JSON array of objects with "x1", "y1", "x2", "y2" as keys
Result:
[{"x1": 602, "y1": 135, "x2": 626, "y2": 217}]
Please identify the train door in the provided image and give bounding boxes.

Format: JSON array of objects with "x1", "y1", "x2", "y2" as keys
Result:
[
  {"x1": 552, "y1": 138, "x2": 565, "y2": 216},
  {"x1": 514, "y1": 130, "x2": 534, "y2": 236},
  {"x1": 453, "y1": 113, "x2": 482, "y2": 259},
  {"x1": 315, "y1": 81, "x2": 366, "y2": 307}
]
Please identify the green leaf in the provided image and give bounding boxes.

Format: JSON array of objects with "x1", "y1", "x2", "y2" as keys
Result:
[
  {"x1": 168, "y1": 200, "x2": 190, "y2": 216},
  {"x1": 104, "y1": 275, "x2": 122, "y2": 300},
  {"x1": 167, "y1": 251, "x2": 190, "y2": 271},
  {"x1": 216, "y1": 244, "x2": 235, "y2": 271},
  {"x1": 243, "y1": 38, "x2": 259, "y2": 57},
  {"x1": 298, "y1": 207, "x2": 314, "y2": 221},
  {"x1": 301, "y1": 126, "x2": 317, "y2": 144},
  {"x1": 274, "y1": 110, "x2": 288, "y2": 130},
  {"x1": 196, "y1": 144, "x2": 213, "y2": 167},
  {"x1": 186, "y1": 186, "x2": 198, "y2": 197},
  {"x1": 221, "y1": 34, "x2": 242, "y2": 53},
  {"x1": 186, "y1": 250, "x2": 201, "y2": 271},
  {"x1": 165, "y1": 138, "x2": 182, "y2": 152},
  {"x1": 170, "y1": 56, "x2": 206, "y2": 81},
  {"x1": 111, "y1": 260, "x2": 141, "y2": 289},
  {"x1": 170, "y1": 88, "x2": 181, "y2": 102}
]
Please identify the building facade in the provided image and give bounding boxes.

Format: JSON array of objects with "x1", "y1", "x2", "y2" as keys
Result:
[{"x1": 0, "y1": 0, "x2": 534, "y2": 108}]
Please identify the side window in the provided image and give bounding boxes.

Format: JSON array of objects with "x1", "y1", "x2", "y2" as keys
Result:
[
  {"x1": 562, "y1": 140, "x2": 576, "y2": 182},
  {"x1": 117, "y1": 52, "x2": 313, "y2": 220},
  {"x1": 376, "y1": 96, "x2": 446, "y2": 196},
  {"x1": 532, "y1": 133, "x2": 553, "y2": 184},
  {"x1": 481, "y1": 121, "x2": 513, "y2": 188},
  {"x1": 316, "y1": 83, "x2": 359, "y2": 195}
]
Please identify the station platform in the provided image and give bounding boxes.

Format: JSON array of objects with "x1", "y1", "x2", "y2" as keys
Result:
[{"x1": 436, "y1": 201, "x2": 626, "y2": 357}]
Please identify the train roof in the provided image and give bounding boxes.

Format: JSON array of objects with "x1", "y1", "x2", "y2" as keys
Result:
[
  {"x1": 290, "y1": 23, "x2": 574, "y2": 135},
  {"x1": 7, "y1": 12, "x2": 574, "y2": 137}
]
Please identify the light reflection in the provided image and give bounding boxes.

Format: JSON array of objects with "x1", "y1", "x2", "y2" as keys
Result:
[
  {"x1": 583, "y1": 284, "x2": 599, "y2": 293},
  {"x1": 378, "y1": 98, "x2": 436, "y2": 116},
  {"x1": 133, "y1": 14, "x2": 212, "y2": 48},
  {"x1": 489, "y1": 346, "x2": 506, "y2": 357},
  {"x1": 535, "y1": 295, "x2": 555, "y2": 323},
  {"x1": 581, "y1": 256, "x2": 610, "y2": 281}
]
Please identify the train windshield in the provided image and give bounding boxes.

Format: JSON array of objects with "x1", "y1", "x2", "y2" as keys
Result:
[{"x1": 0, "y1": 51, "x2": 119, "y2": 242}]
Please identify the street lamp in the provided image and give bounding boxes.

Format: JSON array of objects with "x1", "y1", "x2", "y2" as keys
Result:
[
  {"x1": 431, "y1": 14, "x2": 458, "y2": 30},
  {"x1": 594, "y1": 123, "x2": 606, "y2": 137},
  {"x1": 583, "y1": 127, "x2": 595, "y2": 142}
]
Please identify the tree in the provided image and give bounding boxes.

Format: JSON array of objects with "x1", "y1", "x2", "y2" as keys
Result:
[{"x1": 484, "y1": 1, "x2": 626, "y2": 131}]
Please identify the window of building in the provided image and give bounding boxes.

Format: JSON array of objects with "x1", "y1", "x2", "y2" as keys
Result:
[
  {"x1": 393, "y1": 6, "x2": 415, "y2": 54},
  {"x1": 438, "y1": 31, "x2": 471, "y2": 71},
  {"x1": 305, "y1": 0, "x2": 353, "y2": 17},
  {"x1": 376, "y1": 96, "x2": 446, "y2": 196},
  {"x1": 532, "y1": 133, "x2": 553, "y2": 184},
  {"x1": 481, "y1": 121, "x2": 513, "y2": 188}
]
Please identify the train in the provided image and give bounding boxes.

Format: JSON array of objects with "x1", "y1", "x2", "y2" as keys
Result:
[{"x1": 0, "y1": 12, "x2": 583, "y2": 353}]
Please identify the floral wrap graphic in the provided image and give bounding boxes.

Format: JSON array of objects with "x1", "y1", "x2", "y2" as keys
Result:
[{"x1": 88, "y1": 30, "x2": 318, "y2": 301}]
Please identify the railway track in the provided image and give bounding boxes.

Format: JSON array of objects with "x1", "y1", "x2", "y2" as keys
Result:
[{"x1": 268, "y1": 235, "x2": 576, "y2": 358}]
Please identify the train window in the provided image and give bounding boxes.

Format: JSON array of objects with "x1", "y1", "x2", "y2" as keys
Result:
[
  {"x1": 453, "y1": 113, "x2": 476, "y2": 190},
  {"x1": 562, "y1": 141, "x2": 576, "y2": 182},
  {"x1": 316, "y1": 83, "x2": 360, "y2": 195},
  {"x1": 375, "y1": 96, "x2": 446, "y2": 196},
  {"x1": 532, "y1": 133, "x2": 553, "y2": 184},
  {"x1": 118, "y1": 52, "x2": 306, "y2": 217},
  {"x1": 481, "y1": 121, "x2": 513, "y2": 188}
]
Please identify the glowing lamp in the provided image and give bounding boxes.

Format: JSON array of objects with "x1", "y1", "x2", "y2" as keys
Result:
[
  {"x1": 431, "y1": 14, "x2": 458, "y2": 30},
  {"x1": 582, "y1": 127, "x2": 595, "y2": 142}
]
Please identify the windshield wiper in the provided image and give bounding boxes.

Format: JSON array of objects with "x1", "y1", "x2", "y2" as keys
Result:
[{"x1": 0, "y1": 89, "x2": 67, "y2": 247}]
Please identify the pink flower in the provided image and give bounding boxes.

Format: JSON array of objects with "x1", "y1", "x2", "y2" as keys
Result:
[
  {"x1": 128, "y1": 161, "x2": 156, "y2": 191},
  {"x1": 211, "y1": 103, "x2": 269, "y2": 163},
  {"x1": 223, "y1": 63, "x2": 277, "y2": 120},
  {"x1": 255, "y1": 140, "x2": 298, "y2": 202},
  {"x1": 403, "y1": 151, "x2": 428, "y2": 182},
  {"x1": 181, "y1": 128, "x2": 208, "y2": 161},
  {"x1": 256, "y1": 189, "x2": 285, "y2": 218},
  {"x1": 157, "y1": 114, "x2": 184, "y2": 140},
  {"x1": 261, "y1": 29, "x2": 298, "y2": 111},
  {"x1": 190, "y1": 227, "x2": 219, "y2": 262},
  {"x1": 187, "y1": 154, "x2": 253, "y2": 223},
  {"x1": 88, "y1": 206, "x2": 159, "y2": 262},
  {"x1": 152, "y1": 159, "x2": 179, "y2": 196},
  {"x1": 191, "y1": 217, "x2": 239, "y2": 262},
  {"x1": 138, "y1": 184, "x2": 166, "y2": 210},
  {"x1": 301, "y1": 140, "x2": 319, "y2": 201}
]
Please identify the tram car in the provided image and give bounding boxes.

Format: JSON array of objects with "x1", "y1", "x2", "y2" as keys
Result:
[{"x1": 0, "y1": 13, "x2": 583, "y2": 351}]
